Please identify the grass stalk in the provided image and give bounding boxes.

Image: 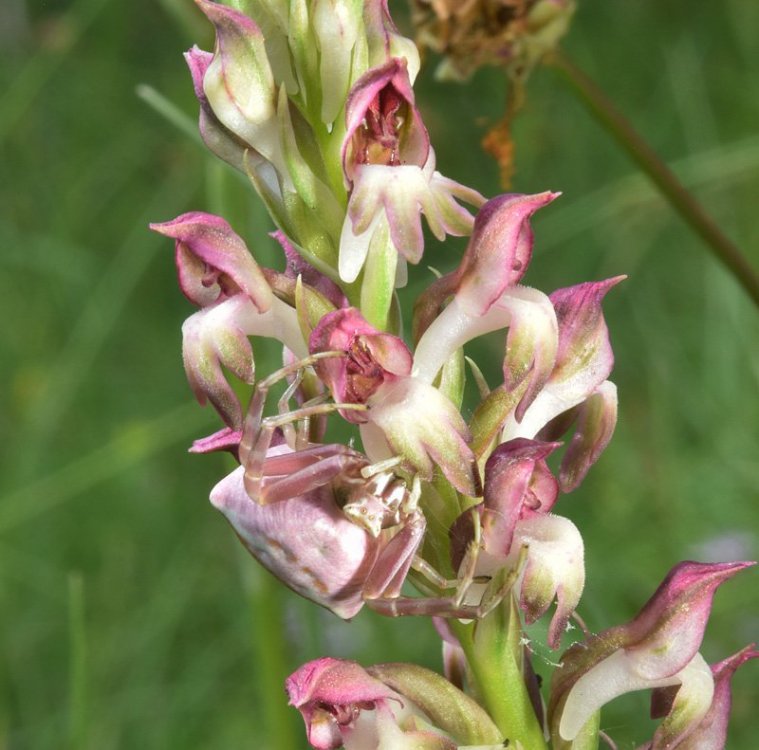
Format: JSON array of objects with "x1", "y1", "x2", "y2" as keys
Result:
[
  {"x1": 67, "y1": 573, "x2": 88, "y2": 750},
  {"x1": 548, "y1": 52, "x2": 759, "y2": 308}
]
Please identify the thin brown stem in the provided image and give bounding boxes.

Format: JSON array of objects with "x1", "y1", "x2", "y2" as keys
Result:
[{"x1": 548, "y1": 51, "x2": 759, "y2": 309}]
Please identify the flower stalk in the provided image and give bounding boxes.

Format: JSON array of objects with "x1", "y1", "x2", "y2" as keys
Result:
[{"x1": 149, "y1": 2, "x2": 757, "y2": 747}]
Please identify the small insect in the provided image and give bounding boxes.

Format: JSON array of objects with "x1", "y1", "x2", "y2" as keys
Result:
[{"x1": 210, "y1": 353, "x2": 519, "y2": 619}]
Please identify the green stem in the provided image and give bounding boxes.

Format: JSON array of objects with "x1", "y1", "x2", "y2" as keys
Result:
[
  {"x1": 451, "y1": 607, "x2": 548, "y2": 750},
  {"x1": 549, "y1": 52, "x2": 759, "y2": 309}
]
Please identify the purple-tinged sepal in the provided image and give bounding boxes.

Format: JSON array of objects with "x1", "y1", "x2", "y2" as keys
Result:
[
  {"x1": 184, "y1": 46, "x2": 249, "y2": 172},
  {"x1": 554, "y1": 379, "x2": 617, "y2": 492},
  {"x1": 412, "y1": 191, "x2": 557, "y2": 340},
  {"x1": 286, "y1": 658, "x2": 503, "y2": 750},
  {"x1": 150, "y1": 212, "x2": 273, "y2": 311},
  {"x1": 189, "y1": 426, "x2": 242, "y2": 456},
  {"x1": 549, "y1": 561, "x2": 756, "y2": 746},
  {"x1": 659, "y1": 644, "x2": 759, "y2": 750},
  {"x1": 454, "y1": 192, "x2": 559, "y2": 316},
  {"x1": 499, "y1": 277, "x2": 623, "y2": 485},
  {"x1": 196, "y1": 1, "x2": 281, "y2": 169},
  {"x1": 481, "y1": 438, "x2": 561, "y2": 557}
]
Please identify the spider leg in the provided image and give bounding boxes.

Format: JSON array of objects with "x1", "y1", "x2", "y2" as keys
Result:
[
  {"x1": 238, "y1": 350, "x2": 347, "y2": 467},
  {"x1": 243, "y1": 401, "x2": 367, "y2": 504},
  {"x1": 276, "y1": 368, "x2": 305, "y2": 449}
]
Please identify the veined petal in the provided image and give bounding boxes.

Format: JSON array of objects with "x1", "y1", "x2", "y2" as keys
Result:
[
  {"x1": 368, "y1": 377, "x2": 479, "y2": 496},
  {"x1": 183, "y1": 294, "x2": 308, "y2": 428},
  {"x1": 559, "y1": 651, "x2": 713, "y2": 743},
  {"x1": 510, "y1": 513, "x2": 585, "y2": 649},
  {"x1": 414, "y1": 287, "x2": 558, "y2": 426}
]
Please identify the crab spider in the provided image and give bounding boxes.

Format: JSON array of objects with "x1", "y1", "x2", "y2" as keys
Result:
[{"x1": 210, "y1": 353, "x2": 523, "y2": 620}]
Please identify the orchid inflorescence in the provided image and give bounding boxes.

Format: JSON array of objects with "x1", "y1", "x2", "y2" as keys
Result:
[{"x1": 150, "y1": 1, "x2": 756, "y2": 747}]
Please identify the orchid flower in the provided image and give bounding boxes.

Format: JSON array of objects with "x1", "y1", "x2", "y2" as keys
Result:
[
  {"x1": 339, "y1": 58, "x2": 485, "y2": 284},
  {"x1": 287, "y1": 657, "x2": 504, "y2": 750},
  {"x1": 413, "y1": 192, "x2": 560, "y2": 424},
  {"x1": 150, "y1": 212, "x2": 310, "y2": 431},
  {"x1": 309, "y1": 307, "x2": 480, "y2": 495},
  {"x1": 548, "y1": 560, "x2": 755, "y2": 748},
  {"x1": 450, "y1": 438, "x2": 585, "y2": 649}
]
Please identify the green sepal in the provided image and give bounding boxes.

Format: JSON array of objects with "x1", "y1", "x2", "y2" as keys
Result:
[
  {"x1": 282, "y1": 191, "x2": 338, "y2": 269},
  {"x1": 550, "y1": 711, "x2": 600, "y2": 750},
  {"x1": 359, "y1": 219, "x2": 396, "y2": 331},
  {"x1": 294, "y1": 274, "x2": 337, "y2": 341},
  {"x1": 469, "y1": 384, "x2": 525, "y2": 458},
  {"x1": 277, "y1": 86, "x2": 344, "y2": 240},
  {"x1": 287, "y1": 0, "x2": 319, "y2": 118},
  {"x1": 366, "y1": 663, "x2": 503, "y2": 747},
  {"x1": 466, "y1": 355, "x2": 491, "y2": 400},
  {"x1": 436, "y1": 347, "x2": 466, "y2": 411},
  {"x1": 417, "y1": 479, "x2": 459, "y2": 578},
  {"x1": 243, "y1": 150, "x2": 292, "y2": 235}
]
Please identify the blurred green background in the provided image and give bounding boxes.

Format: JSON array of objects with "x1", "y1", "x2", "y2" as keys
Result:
[{"x1": 1, "y1": 0, "x2": 757, "y2": 747}]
